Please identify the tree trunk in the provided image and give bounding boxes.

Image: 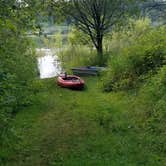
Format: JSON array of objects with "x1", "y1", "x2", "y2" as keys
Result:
[{"x1": 96, "y1": 35, "x2": 103, "y2": 65}]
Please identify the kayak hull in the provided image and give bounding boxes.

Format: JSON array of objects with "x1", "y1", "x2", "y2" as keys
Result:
[{"x1": 71, "y1": 66, "x2": 106, "y2": 76}]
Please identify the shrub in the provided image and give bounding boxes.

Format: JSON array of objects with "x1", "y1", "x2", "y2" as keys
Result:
[
  {"x1": 131, "y1": 65, "x2": 166, "y2": 155},
  {"x1": 103, "y1": 18, "x2": 151, "y2": 54},
  {"x1": 102, "y1": 22, "x2": 166, "y2": 91},
  {"x1": 0, "y1": 20, "x2": 37, "y2": 155}
]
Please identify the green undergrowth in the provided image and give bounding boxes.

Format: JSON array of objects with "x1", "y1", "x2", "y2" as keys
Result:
[
  {"x1": 1, "y1": 77, "x2": 165, "y2": 166},
  {"x1": 102, "y1": 25, "x2": 166, "y2": 92}
]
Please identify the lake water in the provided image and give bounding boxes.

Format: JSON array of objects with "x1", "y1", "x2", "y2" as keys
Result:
[{"x1": 37, "y1": 48, "x2": 62, "y2": 79}]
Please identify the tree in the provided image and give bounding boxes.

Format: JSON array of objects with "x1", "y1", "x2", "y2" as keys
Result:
[
  {"x1": 141, "y1": 0, "x2": 166, "y2": 24},
  {"x1": 68, "y1": 0, "x2": 134, "y2": 59}
]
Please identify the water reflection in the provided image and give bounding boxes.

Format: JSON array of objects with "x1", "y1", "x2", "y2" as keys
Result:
[{"x1": 37, "y1": 48, "x2": 62, "y2": 79}]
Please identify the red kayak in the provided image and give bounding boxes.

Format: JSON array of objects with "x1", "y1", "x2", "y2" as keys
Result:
[{"x1": 57, "y1": 75, "x2": 85, "y2": 89}]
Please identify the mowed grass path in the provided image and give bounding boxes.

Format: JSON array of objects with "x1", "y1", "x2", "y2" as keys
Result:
[{"x1": 5, "y1": 77, "x2": 162, "y2": 166}]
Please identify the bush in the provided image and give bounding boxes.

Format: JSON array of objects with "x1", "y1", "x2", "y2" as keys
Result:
[
  {"x1": 103, "y1": 18, "x2": 152, "y2": 54},
  {"x1": 131, "y1": 65, "x2": 166, "y2": 156},
  {"x1": 0, "y1": 19, "x2": 37, "y2": 156},
  {"x1": 136, "y1": 65, "x2": 166, "y2": 120},
  {"x1": 102, "y1": 21, "x2": 166, "y2": 91}
]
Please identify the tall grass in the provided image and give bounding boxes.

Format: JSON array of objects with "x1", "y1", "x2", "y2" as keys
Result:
[
  {"x1": 128, "y1": 65, "x2": 166, "y2": 160},
  {"x1": 58, "y1": 45, "x2": 100, "y2": 72},
  {"x1": 100, "y1": 19, "x2": 166, "y2": 162},
  {"x1": 101, "y1": 20, "x2": 166, "y2": 91},
  {"x1": 56, "y1": 27, "x2": 110, "y2": 71}
]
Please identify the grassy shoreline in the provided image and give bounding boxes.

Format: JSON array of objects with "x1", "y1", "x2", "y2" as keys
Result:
[{"x1": 3, "y1": 77, "x2": 165, "y2": 166}]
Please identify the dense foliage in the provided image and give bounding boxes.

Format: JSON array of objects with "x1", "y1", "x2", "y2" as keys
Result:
[
  {"x1": 0, "y1": 1, "x2": 38, "y2": 161},
  {"x1": 1, "y1": 0, "x2": 166, "y2": 164},
  {"x1": 135, "y1": 64, "x2": 166, "y2": 134},
  {"x1": 99, "y1": 20, "x2": 166, "y2": 163},
  {"x1": 102, "y1": 19, "x2": 166, "y2": 91}
]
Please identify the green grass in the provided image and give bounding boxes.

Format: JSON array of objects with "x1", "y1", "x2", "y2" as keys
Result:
[{"x1": 2, "y1": 77, "x2": 165, "y2": 166}]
